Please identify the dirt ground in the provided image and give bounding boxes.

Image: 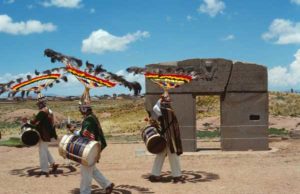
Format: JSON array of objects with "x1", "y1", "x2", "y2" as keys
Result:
[{"x1": 0, "y1": 139, "x2": 300, "y2": 194}]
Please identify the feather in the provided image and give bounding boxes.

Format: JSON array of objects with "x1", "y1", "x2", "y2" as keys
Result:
[
  {"x1": 44, "y1": 48, "x2": 82, "y2": 67},
  {"x1": 49, "y1": 83, "x2": 53, "y2": 88},
  {"x1": 126, "y1": 67, "x2": 146, "y2": 75},
  {"x1": 7, "y1": 81, "x2": 15, "y2": 87},
  {"x1": 61, "y1": 76, "x2": 68, "y2": 82},
  {"x1": 11, "y1": 91, "x2": 18, "y2": 97},
  {"x1": 94, "y1": 65, "x2": 106, "y2": 75},
  {"x1": 16, "y1": 78, "x2": 23, "y2": 83},
  {"x1": 51, "y1": 68, "x2": 60, "y2": 72},
  {"x1": 26, "y1": 91, "x2": 30, "y2": 97},
  {"x1": 27, "y1": 75, "x2": 32, "y2": 80},
  {"x1": 21, "y1": 91, "x2": 25, "y2": 98},
  {"x1": 86, "y1": 61, "x2": 95, "y2": 70},
  {"x1": 42, "y1": 70, "x2": 51, "y2": 75},
  {"x1": 35, "y1": 70, "x2": 40, "y2": 75},
  {"x1": 55, "y1": 79, "x2": 60, "y2": 83}
]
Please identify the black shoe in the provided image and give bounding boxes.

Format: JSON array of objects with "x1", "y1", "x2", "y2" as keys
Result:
[
  {"x1": 38, "y1": 171, "x2": 49, "y2": 177},
  {"x1": 105, "y1": 183, "x2": 115, "y2": 194},
  {"x1": 148, "y1": 175, "x2": 161, "y2": 182},
  {"x1": 51, "y1": 163, "x2": 59, "y2": 173},
  {"x1": 172, "y1": 176, "x2": 184, "y2": 183}
]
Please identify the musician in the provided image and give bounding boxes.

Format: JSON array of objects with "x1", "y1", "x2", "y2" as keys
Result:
[
  {"x1": 68, "y1": 102, "x2": 114, "y2": 194},
  {"x1": 149, "y1": 94, "x2": 183, "y2": 183},
  {"x1": 30, "y1": 94, "x2": 58, "y2": 176}
]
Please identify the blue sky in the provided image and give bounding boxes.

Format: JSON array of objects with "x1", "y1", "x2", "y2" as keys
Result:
[{"x1": 0, "y1": 0, "x2": 300, "y2": 96}]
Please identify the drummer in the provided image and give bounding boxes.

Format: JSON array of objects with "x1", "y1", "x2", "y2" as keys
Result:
[
  {"x1": 29, "y1": 93, "x2": 58, "y2": 176},
  {"x1": 148, "y1": 94, "x2": 183, "y2": 183},
  {"x1": 68, "y1": 101, "x2": 114, "y2": 194}
]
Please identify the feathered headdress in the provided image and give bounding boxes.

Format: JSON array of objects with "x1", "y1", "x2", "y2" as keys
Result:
[
  {"x1": 44, "y1": 49, "x2": 142, "y2": 104},
  {"x1": 0, "y1": 68, "x2": 67, "y2": 98},
  {"x1": 126, "y1": 66, "x2": 200, "y2": 93}
]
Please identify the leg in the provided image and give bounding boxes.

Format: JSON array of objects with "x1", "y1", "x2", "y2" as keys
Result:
[
  {"x1": 46, "y1": 147, "x2": 58, "y2": 173},
  {"x1": 80, "y1": 165, "x2": 93, "y2": 194},
  {"x1": 166, "y1": 148, "x2": 182, "y2": 179},
  {"x1": 92, "y1": 166, "x2": 111, "y2": 188},
  {"x1": 46, "y1": 148, "x2": 55, "y2": 165},
  {"x1": 38, "y1": 140, "x2": 49, "y2": 173},
  {"x1": 151, "y1": 148, "x2": 166, "y2": 176}
]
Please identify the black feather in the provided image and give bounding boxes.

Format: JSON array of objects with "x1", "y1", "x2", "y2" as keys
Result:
[
  {"x1": 35, "y1": 70, "x2": 40, "y2": 75},
  {"x1": 61, "y1": 76, "x2": 68, "y2": 82},
  {"x1": 55, "y1": 79, "x2": 60, "y2": 83},
  {"x1": 94, "y1": 65, "x2": 106, "y2": 75},
  {"x1": 86, "y1": 61, "x2": 95, "y2": 69},
  {"x1": 51, "y1": 68, "x2": 60, "y2": 72},
  {"x1": 21, "y1": 91, "x2": 25, "y2": 98},
  {"x1": 44, "y1": 48, "x2": 82, "y2": 67},
  {"x1": 26, "y1": 91, "x2": 30, "y2": 97},
  {"x1": 7, "y1": 81, "x2": 14, "y2": 88},
  {"x1": 42, "y1": 70, "x2": 51, "y2": 75},
  {"x1": 16, "y1": 78, "x2": 23, "y2": 83},
  {"x1": 49, "y1": 83, "x2": 53, "y2": 88},
  {"x1": 27, "y1": 75, "x2": 32, "y2": 80}
]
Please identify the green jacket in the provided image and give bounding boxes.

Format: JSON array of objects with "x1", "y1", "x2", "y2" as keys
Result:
[{"x1": 80, "y1": 113, "x2": 107, "y2": 150}]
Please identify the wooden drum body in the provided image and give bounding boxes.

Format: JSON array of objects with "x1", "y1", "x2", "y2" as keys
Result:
[
  {"x1": 58, "y1": 134, "x2": 101, "y2": 166},
  {"x1": 142, "y1": 126, "x2": 166, "y2": 154}
]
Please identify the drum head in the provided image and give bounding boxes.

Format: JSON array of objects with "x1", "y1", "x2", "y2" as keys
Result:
[
  {"x1": 21, "y1": 130, "x2": 39, "y2": 146},
  {"x1": 147, "y1": 136, "x2": 166, "y2": 154}
]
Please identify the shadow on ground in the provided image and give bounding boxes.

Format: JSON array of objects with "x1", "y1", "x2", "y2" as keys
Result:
[
  {"x1": 70, "y1": 184, "x2": 154, "y2": 194},
  {"x1": 10, "y1": 163, "x2": 80, "y2": 178},
  {"x1": 142, "y1": 170, "x2": 220, "y2": 184}
]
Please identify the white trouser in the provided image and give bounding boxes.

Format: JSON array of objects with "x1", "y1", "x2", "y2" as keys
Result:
[
  {"x1": 38, "y1": 140, "x2": 55, "y2": 172},
  {"x1": 151, "y1": 146, "x2": 181, "y2": 177},
  {"x1": 80, "y1": 165, "x2": 111, "y2": 194}
]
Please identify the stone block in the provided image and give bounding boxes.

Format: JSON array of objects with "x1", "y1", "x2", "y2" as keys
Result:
[
  {"x1": 221, "y1": 137, "x2": 269, "y2": 151},
  {"x1": 226, "y1": 62, "x2": 268, "y2": 92}
]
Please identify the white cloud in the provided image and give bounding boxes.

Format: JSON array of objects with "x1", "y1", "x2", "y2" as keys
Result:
[
  {"x1": 0, "y1": 14, "x2": 56, "y2": 35},
  {"x1": 90, "y1": 8, "x2": 95, "y2": 14},
  {"x1": 222, "y1": 34, "x2": 235, "y2": 41},
  {"x1": 262, "y1": 18, "x2": 300, "y2": 44},
  {"x1": 186, "y1": 15, "x2": 196, "y2": 22},
  {"x1": 3, "y1": 0, "x2": 15, "y2": 4},
  {"x1": 291, "y1": 0, "x2": 300, "y2": 5},
  {"x1": 42, "y1": 0, "x2": 82, "y2": 8},
  {"x1": 269, "y1": 49, "x2": 300, "y2": 88},
  {"x1": 81, "y1": 29, "x2": 150, "y2": 54},
  {"x1": 198, "y1": 0, "x2": 225, "y2": 17}
]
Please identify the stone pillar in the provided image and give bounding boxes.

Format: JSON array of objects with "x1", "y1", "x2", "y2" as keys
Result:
[{"x1": 220, "y1": 92, "x2": 269, "y2": 150}]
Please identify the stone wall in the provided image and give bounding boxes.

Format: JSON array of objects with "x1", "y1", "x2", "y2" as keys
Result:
[{"x1": 145, "y1": 58, "x2": 269, "y2": 151}]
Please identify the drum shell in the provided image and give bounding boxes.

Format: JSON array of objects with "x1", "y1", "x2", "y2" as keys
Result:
[
  {"x1": 58, "y1": 134, "x2": 101, "y2": 166},
  {"x1": 20, "y1": 127, "x2": 40, "y2": 146},
  {"x1": 142, "y1": 126, "x2": 166, "y2": 154}
]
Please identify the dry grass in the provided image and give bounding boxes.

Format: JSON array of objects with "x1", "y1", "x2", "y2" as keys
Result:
[{"x1": 1, "y1": 92, "x2": 300, "y2": 136}]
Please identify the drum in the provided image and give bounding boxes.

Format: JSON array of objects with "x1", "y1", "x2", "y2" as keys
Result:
[
  {"x1": 142, "y1": 126, "x2": 166, "y2": 154},
  {"x1": 58, "y1": 134, "x2": 101, "y2": 166},
  {"x1": 21, "y1": 125, "x2": 40, "y2": 146}
]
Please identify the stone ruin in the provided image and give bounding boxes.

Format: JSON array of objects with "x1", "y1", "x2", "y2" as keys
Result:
[{"x1": 145, "y1": 58, "x2": 268, "y2": 151}]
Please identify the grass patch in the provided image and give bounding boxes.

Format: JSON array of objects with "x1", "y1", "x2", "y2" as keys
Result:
[
  {"x1": 268, "y1": 128, "x2": 288, "y2": 136},
  {"x1": 197, "y1": 130, "x2": 220, "y2": 139},
  {"x1": 0, "y1": 137, "x2": 24, "y2": 147}
]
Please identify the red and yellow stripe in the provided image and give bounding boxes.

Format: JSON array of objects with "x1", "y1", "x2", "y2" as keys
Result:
[
  {"x1": 145, "y1": 73, "x2": 192, "y2": 83},
  {"x1": 12, "y1": 74, "x2": 61, "y2": 91},
  {"x1": 66, "y1": 66, "x2": 116, "y2": 88}
]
